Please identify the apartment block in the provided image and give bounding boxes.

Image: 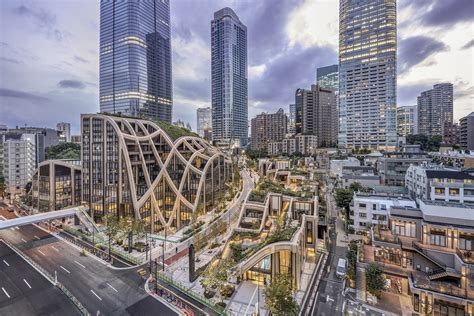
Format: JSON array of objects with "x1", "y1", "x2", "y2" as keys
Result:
[
  {"x1": 459, "y1": 112, "x2": 474, "y2": 150},
  {"x1": 250, "y1": 108, "x2": 287, "y2": 151}
]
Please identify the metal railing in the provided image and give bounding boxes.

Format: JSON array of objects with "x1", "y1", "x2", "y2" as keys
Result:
[
  {"x1": 154, "y1": 270, "x2": 228, "y2": 316},
  {"x1": 1, "y1": 239, "x2": 90, "y2": 315}
]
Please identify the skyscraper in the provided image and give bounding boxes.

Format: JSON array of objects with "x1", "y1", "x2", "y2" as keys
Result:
[
  {"x1": 396, "y1": 106, "x2": 418, "y2": 137},
  {"x1": 417, "y1": 83, "x2": 453, "y2": 138},
  {"x1": 56, "y1": 122, "x2": 71, "y2": 142},
  {"x1": 339, "y1": 0, "x2": 397, "y2": 150},
  {"x1": 99, "y1": 0, "x2": 172, "y2": 122},
  {"x1": 196, "y1": 107, "x2": 212, "y2": 138},
  {"x1": 211, "y1": 8, "x2": 248, "y2": 147},
  {"x1": 250, "y1": 108, "x2": 287, "y2": 151},
  {"x1": 299, "y1": 85, "x2": 338, "y2": 147},
  {"x1": 316, "y1": 64, "x2": 339, "y2": 91},
  {"x1": 288, "y1": 103, "x2": 296, "y2": 135}
]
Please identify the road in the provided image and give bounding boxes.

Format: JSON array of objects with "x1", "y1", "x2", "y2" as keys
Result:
[
  {"x1": 0, "y1": 200, "x2": 177, "y2": 316},
  {"x1": 0, "y1": 240, "x2": 80, "y2": 315}
]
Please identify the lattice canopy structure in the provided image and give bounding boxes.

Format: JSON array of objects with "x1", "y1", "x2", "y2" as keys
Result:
[{"x1": 81, "y1": 114, "x2": 232, "y2": 233}]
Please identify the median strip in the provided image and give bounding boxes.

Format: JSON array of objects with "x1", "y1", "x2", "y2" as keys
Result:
[
  {"x1": 90, "y1": 289, "x2": 102, "y2": 301},
  {"x1": 59, "y1": 265, "x2": 71, "y2": 274}
]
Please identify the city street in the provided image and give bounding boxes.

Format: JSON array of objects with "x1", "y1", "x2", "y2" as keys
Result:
[{"x1": 0, "y1": 201, "x2": 177, "y2": 316}]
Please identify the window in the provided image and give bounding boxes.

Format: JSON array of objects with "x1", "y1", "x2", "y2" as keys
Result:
[
  {"x1": 449, "y1": 188, "x2": 459, "y2": 196},
  {"x1": 430, "y1": 230, "x2": 446, "y2": 247},
  {"x1": 459, "y1": 234, "x2": 473, "y2": 251},
  {"x1": 434, "y1": 188, "x2": 444, "y2": 195},
  {"x1": 359, "y1": 222, "x2": 367, "y2": 227},
  {"x1": 372, "y1": 204, "x2": 377, "y2": 210},
  {"x1": 359, "y1": 212, "x2": 367, "y2": 218},
  {"x1": 359, "y1": 203, "x2": 366, "y2": 208},
  {"x1": 381, "y1": 204, "x2": 387, "y2": 210}
]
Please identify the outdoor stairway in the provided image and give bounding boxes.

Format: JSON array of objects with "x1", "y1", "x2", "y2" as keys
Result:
[
  {"x1": 75, "y1": 207, "x2": 100, "y2": 234},
  {"x1": 428, "y1": 267, "x2": 461, "y2": 281},
  {"x1": 356, "y1": 266, "x2": 366, "y2": 302},
  {"x1": 412, "y1": 242, "x2": 445, "y2": 268}
]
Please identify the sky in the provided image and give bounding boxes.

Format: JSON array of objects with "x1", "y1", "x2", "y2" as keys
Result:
[{"x1": 0, "y1": 0, "x2": 473, "y2": 134}]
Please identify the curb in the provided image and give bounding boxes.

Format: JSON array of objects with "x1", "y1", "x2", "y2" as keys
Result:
[{"x1": 144, "y1": 277, "x2": 186, "y2": 316}]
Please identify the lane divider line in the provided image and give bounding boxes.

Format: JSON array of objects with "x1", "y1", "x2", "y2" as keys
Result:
[
  {"x1": 23, "y1": 279, "x2": 32, "y2": 289},
  {"x1": 106, "y1": 282, "x2": 118, "y2": 293},
  {"x1": 51, "y1": 245, "x2": 59, "y2": 252},
  {"x1": 90, "y1": 289, "x2": 102, "y2": 301},
  {"x1": 74, "y1": 261, "x2": 86, "y2": 269},
  {"x1": 34, "y1": 235, "x2": 41, "y2": 240},
  {"x1": 21, "y1": 238, "x2": 27, "y2": 243},
  {"x1": 1, "y1": 287, "x2": 10, "y2": 298},
  {"x1": 3, "y1": 260, "x2": 9, "y2": 267},
  {"x1": 59, "y1": 265, "x2": 71, "y2": 274},
  {"x1": 38, "y1": 250, "x2": 46, "y2": 256}
]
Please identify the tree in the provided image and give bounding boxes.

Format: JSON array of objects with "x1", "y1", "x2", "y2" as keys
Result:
[
  {"x1": 346, "y1": 241, "x2": 358, "y2": 283},
  {"x1": 103, "y1": 213, "x2": 120, "y2": 261},
  {"x1": 201, "y1": 258, "x2": 234, "y2": 300},
  {"x1": 264, "y1": 273, "x2": 299, "y2": 316},
  {"x1": 0, "y1": 176, "x2": 5, "y2": 198},
  {"x1": 118, "y1": 216, "x2": 135, "y2": 253},
  {"x1": 365, "y1": 262, "x2": 385, "y2": 297},
  {"x1": 335, "y1": 188, "x2": 354, "y2": 211},
  {"x1": 46, "y1": 143, "x2": 81, "y2": 160}
]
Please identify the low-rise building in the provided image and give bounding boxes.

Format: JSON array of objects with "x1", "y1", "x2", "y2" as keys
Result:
[
  {"x1": 377, "y1": 149, "x2": 431, "y2": 186},
  {"x1": 349, "y1": 193, "x2": 416, "y2": 231},
  {"x1": 329, "y1": 157, "x2": 360, "y2": 178},
  {"x1": 432, "y1": 151, "x2": 474, "y2": 169},
  {"x1": 405, "y1": 164, "x2": 474, "y2": 204},
  {"x1": 459, "y1": 112, "x2": 474, "y2": 150},
  {"x1": 340, "y1": 166, "x2": 380, "y2": 189},
  {"x1": 267, "y1": 134, "x2": 318, "y2": 156}
]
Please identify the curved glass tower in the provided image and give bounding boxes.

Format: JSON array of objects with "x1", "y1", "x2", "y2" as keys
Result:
[
  {"x1": 211, "y1": 7, "x2": 248, "y2": 147},
  {"x1": 99, "y1": 0, "x2": 172, "y2": 122}
]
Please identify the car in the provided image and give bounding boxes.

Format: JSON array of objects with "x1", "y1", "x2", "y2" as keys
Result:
[{"x1": 336, "y1": 258, "x2": 347, "y2": 278}]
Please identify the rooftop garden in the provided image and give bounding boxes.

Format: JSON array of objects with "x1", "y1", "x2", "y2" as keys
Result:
[
  {"x1": 248, "y1": 179, "x2": 302, "y2": 203},
  {"x1": 154, "y1": 120, "x2": 200, "y2": 141}
]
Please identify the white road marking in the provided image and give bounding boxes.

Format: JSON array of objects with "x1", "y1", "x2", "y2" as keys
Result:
[
  {"x1": 3, "y1": 260, "x2": 9, "y2": 267},
  {"x1": 34, "y1": 235, "x2": 41, "y2": 240},
  {"x1": 21, "y1": 238, "x2": 27, "y2": 243},
  {"x1": 1, "y1": 287, "x2": 10, "y2": 298},
  {"x1": 23, "y1": 279, "x2": 32, "y2": 289},
  {"x1": 15, "y1": 226, "x2": 19, "y2": 230},
  {"x1": 10, "y1": 227, "x2": 15, "y2": 231},
  {"x1": 51, "y1": 245, "x2": 59, "y2": 252},
  {"x1": 74, "y1": 261, "x2": 85, "y2": 269},
  {"x1": 38, "y1": 250, "x2": 46, "y2": 256},
  {"x1": 90, "y1": 289, "x2": 102, "y2": 301},
  {"x1": 59, "y1": 265, "x2": 71, "y2": 274},
  {"x1": 106, "y1": 282, "x2": 118, "y2": 293}
]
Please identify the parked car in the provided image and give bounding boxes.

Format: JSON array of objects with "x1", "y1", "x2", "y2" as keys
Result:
[{"x1": 336, "y1": 258, "x2": 347, "y2": 278}]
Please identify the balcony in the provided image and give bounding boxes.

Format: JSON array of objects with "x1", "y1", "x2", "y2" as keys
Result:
[{"x1": 410, "y1": 272, "x2": 474, "y2": 300}]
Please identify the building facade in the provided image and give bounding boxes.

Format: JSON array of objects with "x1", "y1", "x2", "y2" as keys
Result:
[
  {"x1": 29, "y1": 160, "x2": 82, "y2": 212},
  {"x1": 196, "y1": 107, "x2": 212, "y2": 138},
  {"x1": 250, "y1": 109, "x2": 287, "y2": 151},
  {"x1": 211, "y1": 7, "x2": 248, "y2": 147},
  {"x1": 288, "y1": 103, "x2": 296, "y2": 135},
  {"x1": 417, "y1": 83, "x2": 453, "y2": 138},
  {"x1": 299, "y1": 85, "x2": 338, "y2": 147},
  {"x1": 377, "y1": 150, "x2": 431, "y2": 187},
  {"x1": 56, "y1": 122, "x2": 71, "y2": 142},
  {"x1": 316, "y1": 64, "x2": 339, "y2": 91},
  {"x1": 405, "y1": 164, "x2": 474, "y2": 204},
  {"x1": 339, "y1": 0, "x2": 397, "y2": 150},
  {"x1": 2, "y1": 134, "x2": 36, "y2": 197},
  {"x1": 81, "y1": 114, "x2": 232, "y2": 233},
  {"x1": 460, "y1": 112, "x2": 474, "y2": 150},
  {"x1": 397, "y1": 105, "x2": 418, "y2": 137},
  {"x1": 99, "y1": 0, "x2": 173, "y2": 122}
]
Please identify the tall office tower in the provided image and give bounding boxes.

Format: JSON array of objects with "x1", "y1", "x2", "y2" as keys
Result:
[
  {"x1": 211, "y1": 8, "x2": 248, "y2": 147},
  {"x1": 396, "y1": 105, "x2": 418, "y2": 137},
  {"x1": 99, "y1": 0, "x2": 172, "y2": 122},
  {"x1": 299, "y1": 85, "x2": 338, "y2": 147},
  {"x1": 56, "y1": 122, "x2": 71, "y2": 142},
  {"x1": 250, "y1": 109, "x2": 287, "y2": 151},
  {"x1": 288, "y1": 103, "x2": 296, "y2": 135},
  {"x1": 316, "y1": 64, "x2": 339, "y2": 91},
  {"x1": 339, "y1": 0, "x2": 397, "y2": 150},
  {"x1": 196, "y1": 107, "x2": 212, "y2": 138},
  {"x1": 417, "y1": 83, "x2": 453, "y2": 138},
  {"x1": 295, "y1": 89, "x2": 304, "y2": 134},
  {"x1": 459, "y1": 112, "x2": 474, "y2": 150}
]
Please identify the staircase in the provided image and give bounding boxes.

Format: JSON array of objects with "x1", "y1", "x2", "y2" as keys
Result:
[
  {"x1": 75, "y1": 207, "x2": 99, "y2": 234},
  {"x1": 356, "y1": 266, "x2": 366, "y2": 302},
  {"x1": 412, "y1": 242, "x2": 445, "y2": 268},
  {"x1": 428, "y1": 267, "x2": 461, "y2": 281}
]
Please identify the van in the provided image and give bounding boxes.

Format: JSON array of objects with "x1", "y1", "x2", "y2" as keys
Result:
[{"x1": 336, "y1": 258, "x2": 347, "y2": 278}]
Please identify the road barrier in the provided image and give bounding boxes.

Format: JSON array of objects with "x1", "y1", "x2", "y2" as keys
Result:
[{"x1": 1, "y1": 239, "x2": 90, "y2": 316}]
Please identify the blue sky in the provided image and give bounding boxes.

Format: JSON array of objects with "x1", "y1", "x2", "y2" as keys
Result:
[{"x1": 0, "y1": 0, "x2": 473, "y2": 134}]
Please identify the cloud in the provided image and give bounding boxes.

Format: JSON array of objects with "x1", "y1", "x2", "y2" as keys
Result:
[
  {"x1": 58, "y1": 80, "x2": 86, "y2": 89},
  {"x1": 461, "y1": 39, "x2": 474, "y2": 50},
  {"x1": 419, "y1": 0, "x2": 473, "y2": 27},
  {"x1": 398, "y1": 36, "x2": 449, "y2": 74},
  {"x1": 0, "y1": 57, "x2": 21, "y2": 64},
  {"x1": 12, "y1": 4, "x2": 65, "y2": 41},
  {"x1": 74, "y1": 55, "x2": 89, "y2": 63},
  {"x1": 397, "y1": 81, "x2": 435, "y2": 106},
  {"x1": 0, "y1": 88, "x2": 48, "y2": 101}
]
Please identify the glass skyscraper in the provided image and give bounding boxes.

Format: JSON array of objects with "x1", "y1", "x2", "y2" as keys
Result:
[
  {"x1": 99, "y1": 0, "x2": 172, "y2": 123},
  {"x1": 316, "y1": 64, "x2": 339, "y2": 91},
  {"x1": 211, "y1": 8, "x2": 248, "y2": 147},
  {"x1": 339, "y1": 0, "x2": 397, "y2": 150}
]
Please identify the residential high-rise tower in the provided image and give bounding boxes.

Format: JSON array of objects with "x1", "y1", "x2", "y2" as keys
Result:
[
  {"x1": 396, "y1": 106, "x2": 418, "y2": 137},
  {"x1": 417, "y1": 83, "x2": 453, "y2": 138},
  {"x1": 338, "y1": 0, "x2": 397, "y2": 149},
  {"x1": 211, "y1": 8, "x2": 248, "y2": 147},
  {"x1": 99, "y1": 0, "x2": 172, "y2": 122},
  {"x1": 196, "y1": 107, "x2": 212, "y2": 138},
  {"x1": 250, "y1": 108, "x2": 287, "y2": 151}
]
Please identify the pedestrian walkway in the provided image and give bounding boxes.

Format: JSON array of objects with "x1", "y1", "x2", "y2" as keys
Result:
[{"x1": 356, "y1": 266, "x2": 367, "y2": 302}]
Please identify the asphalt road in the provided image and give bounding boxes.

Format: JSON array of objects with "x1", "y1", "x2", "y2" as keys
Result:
[
  {"x1": 0, "y1": 240, "x2": 80, "y2": 316},
  {"x1": 0, "y1": 201, "x2": 177, "y2": 316}
]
